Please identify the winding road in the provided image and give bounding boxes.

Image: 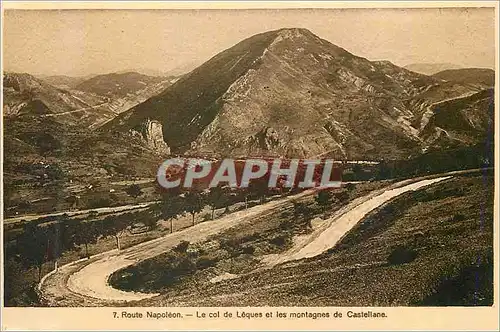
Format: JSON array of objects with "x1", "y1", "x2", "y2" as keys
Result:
[
  {"x1": 5, "y1": 201, "x2": 159, "y2": 224},
  {"x1": 39, "y1": 102, "x2": 110, "y2": 118},
  {"x1": 38, "y1": 172, "x2": 463, "y2": 306}
]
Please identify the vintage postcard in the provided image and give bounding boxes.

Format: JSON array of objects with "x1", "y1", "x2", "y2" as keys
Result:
[{"x1": 1, "y1": 1, "x2": 498, "y2": 331}]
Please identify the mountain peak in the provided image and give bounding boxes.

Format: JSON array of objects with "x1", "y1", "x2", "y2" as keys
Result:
[
  {"x1": 269, "y1": 28, "x2": 319, "y2": 46},
  {"x1": 105, "y1": 28, "x2": 492, "y2": 159},
  {"x1": 275, "y1": 27, "x2": 313, "y2": 36},
  {"x1": 269, "y1": 27, "x2": 322, "y2": 45},
  {"x1": 264, "y1": 27, "x2": 351, "y2": 61}
]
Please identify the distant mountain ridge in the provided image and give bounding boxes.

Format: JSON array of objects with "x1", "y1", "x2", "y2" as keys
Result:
[
  {"x1": 404, "y1": 63, "x2": 463, "y2": 75},
  {"x1": 37, "y1": 75, "x2": 88, "y2": 90},
  {"x1": 75, "y1": 72, "x2": 167, "y2": 98},
  {"x1": 432, "y1": 68, "x2": 495, "y2": 86}
]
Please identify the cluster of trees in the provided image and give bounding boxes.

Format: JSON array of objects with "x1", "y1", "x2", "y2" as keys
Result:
[
  {"x1": 341, "y1": 142, "x2": 494, "y2": 183},
  {"x1": 6, "y1": 209, "x2": 158, "y2": 284},
  {"x1": 375, "y1": 143, "x2": 495, "y2": 180},
  {"x1": 153, "y1": 179, "x2": 275, "y2": 232},
  {"x1": 154, "y1": 165, "x2": 320, "y2": 227},
  {"x1": 154, "y1": 177, "x2": 356, "y2": 234},
  {"x1": 4, "y1": 207, "x2": 164, "y2": 305}
]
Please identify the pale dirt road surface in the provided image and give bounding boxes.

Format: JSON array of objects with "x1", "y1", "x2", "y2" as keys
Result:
[
  {"x1": 5, "y1": 201, "x2": 159, "y2": 224},
  {"x1": 262, "y1": 176, "x2": 451, "y2": 266}
]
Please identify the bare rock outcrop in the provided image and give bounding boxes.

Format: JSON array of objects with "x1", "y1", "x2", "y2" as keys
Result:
[{"x1": 131, "y1": 118, "x2": 170, "y2": 155}]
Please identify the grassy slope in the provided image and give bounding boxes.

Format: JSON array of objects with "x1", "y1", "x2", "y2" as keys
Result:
[
  {"x1": 120, "y1": 174, "x2": 493, "y2": 306},
  {"x1": 75, "y1": 72, "x2": 165, "y2": 98}
]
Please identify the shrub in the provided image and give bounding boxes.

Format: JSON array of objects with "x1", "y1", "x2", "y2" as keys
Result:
[
  {"x1": 196, "y1": 256, "x2": 217, "y2": 269},
  {"x1": 387, "y1": 245, "x2": 418, "y2": 265},
  {"x1": 345, "y1": 183, "x2": 356, "y2": 191},
  {"x1": 241, "y1": 246, "x2": 255, "y2": 255},
  {"x1": 269, "y1": 236, "x2": 286, "y2": 247},
  {"x1": 173, "y1": 240, "x2": 190, "y2": 253},
  {"x1": 411, "y1": 190, "x2": 429, "y2": 202},
  {"x1": 451, "y1": 214, "x2": 466, "y2": 222},
  {"x1": 87, "y1": 196, "x2": 112, "y2": 209},
  {"x1": 125, "y1": 184, "x2": 143, "y2": 198}
]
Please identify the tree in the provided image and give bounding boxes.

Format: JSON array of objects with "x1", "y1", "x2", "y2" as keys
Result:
[
  {"x1": 315, "y1": 190, "x2": 333, "y2": 212},
  {"x1": 65, "y1": 195, "x2": 79, "y2": 210},
  {"x1": 139, "y1": 210, "x2": 160, "y2": 233},
  {"x1": 184, "y1": 191, "x2": 204, "y2": 226},
  {"x1": 351, "y1": 164, "x2": 364, "y2": 180},
  {"x1": 59, "y1": 217, "x2": 79, "y2": 249},
  {"x1": 17, "y1": 216, "x2": 79, "y2": 281},
  {"x1": 248, "y1": 177, "x2": 269, "y2": 204},
  {"x1": 101, "y1": 215, "x2": 129, "y2": 250},
  {"x1": 292, "y1": 201, "x2": 314, "y2": 229},
  {"x1": 335, "y1": 191, "x2": 350, "y2": 203},
  {"x1": 45, "y1": 221, "x2": 65, "y2": 271},
  {"x1": 206, "y1": 185, "x2": 228, "y2": 220},
  {"x1": 73, "y1": 220, "x2": 99, "y2": 258},
  {"x1": 237, "y1": 187, "x2": 251, "y2": 210},
  {"x1": 18, "y1": 223, "x2": 49, "y2": 281},
  {"x1": 125, "y1": 184, "x2": 143, "y2": 198},
  {"x1": 4, "y1": 257, "x2": 37, "y2": 306},
  {"x1": 155, "y1": 193, "x2": 185, "y2": 233},
  {"x1": 376, "y1": 160, "x2": 393, "y2": 180}
]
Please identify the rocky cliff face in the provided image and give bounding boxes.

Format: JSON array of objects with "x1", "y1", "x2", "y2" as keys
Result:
[
  {"x1": 131, "y1": 119, "x2": 170, "y2": 155},
  {"x1": 106, "y1": 28, "x2": 494, "y2": 160}
]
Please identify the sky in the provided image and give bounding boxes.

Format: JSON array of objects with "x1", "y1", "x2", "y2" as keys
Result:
[{"x1": 3, "y1": 8, "x2": 496, "y2": 77}]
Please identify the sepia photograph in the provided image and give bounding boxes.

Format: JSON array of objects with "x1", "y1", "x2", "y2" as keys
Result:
[{"x1": 1, "y1": 1, "x2": 498, "y2": 330}]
